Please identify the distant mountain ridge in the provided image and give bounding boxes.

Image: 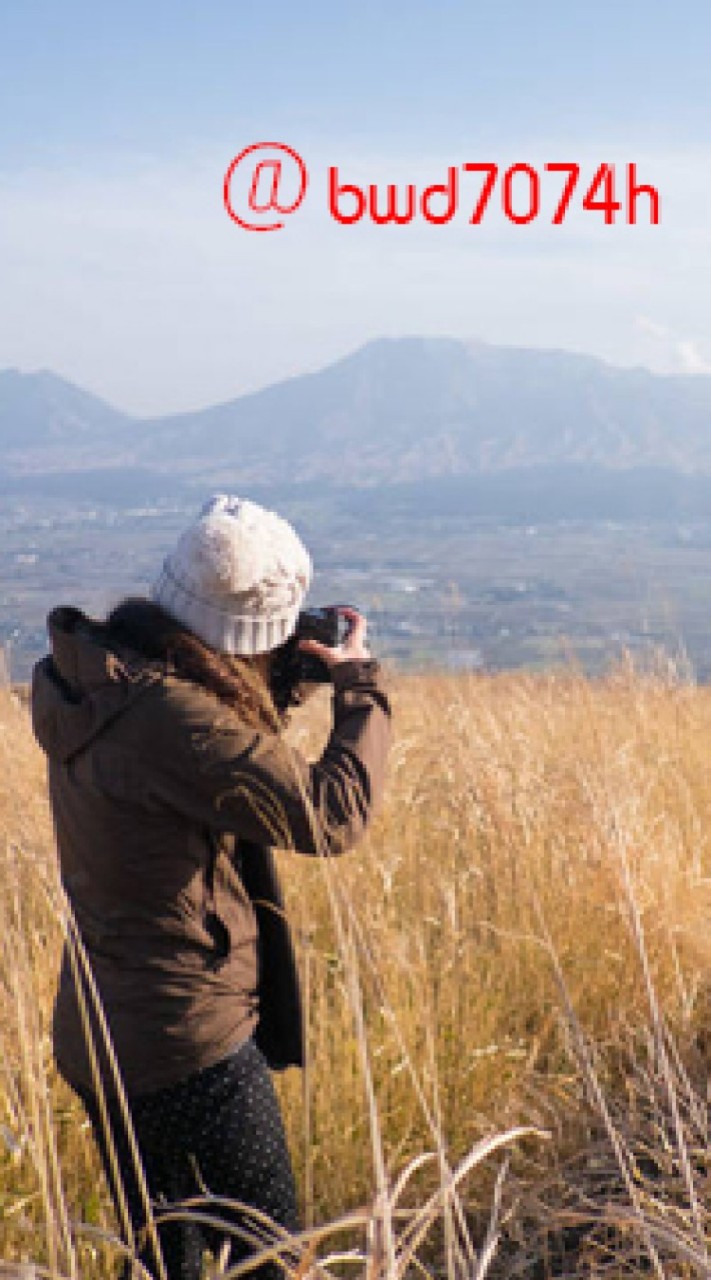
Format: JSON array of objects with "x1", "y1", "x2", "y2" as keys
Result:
[
  {"x1": 0, "y1": 367, "x2": 137, "y2": 473},
  {"x1": 3, "y1": 338, "x2": 711, "y2": 488}
]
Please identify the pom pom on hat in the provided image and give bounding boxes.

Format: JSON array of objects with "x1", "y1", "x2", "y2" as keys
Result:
[{"x1": 151, "y1": 494, "x2": 312, "y2": 654}]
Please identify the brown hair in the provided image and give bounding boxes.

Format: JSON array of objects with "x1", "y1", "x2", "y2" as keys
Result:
[{"x1": 104, "y1": 597, "x2": 281, "y2": 731}]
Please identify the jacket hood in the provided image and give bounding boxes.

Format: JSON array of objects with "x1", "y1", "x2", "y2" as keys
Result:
[{"x1": 31, "y1": 607, "x2": 156, "y2": 763}]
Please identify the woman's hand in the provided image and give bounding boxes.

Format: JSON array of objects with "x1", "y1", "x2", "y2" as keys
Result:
[{"x1": 298, "y1": 606, "x2": 371, "y2": 668}]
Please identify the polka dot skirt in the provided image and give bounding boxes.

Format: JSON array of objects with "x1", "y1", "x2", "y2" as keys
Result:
[{"x1": 82, "y1": 1038, "x2": 299, "y2": 1280}]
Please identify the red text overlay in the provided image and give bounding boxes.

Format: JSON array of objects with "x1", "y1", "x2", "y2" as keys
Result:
[{"x1": 224, "y1": 146, "x2": 661, "y2": 232}]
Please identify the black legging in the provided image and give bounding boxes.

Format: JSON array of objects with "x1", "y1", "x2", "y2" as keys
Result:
[{"x1": 81, "y1": 1039, "x2": 299, "y2": 1280}]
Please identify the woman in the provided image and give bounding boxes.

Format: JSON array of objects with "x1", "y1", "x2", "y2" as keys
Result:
[{"x1": 31, "y1": 494, "x2": 391, "y2": 1280}]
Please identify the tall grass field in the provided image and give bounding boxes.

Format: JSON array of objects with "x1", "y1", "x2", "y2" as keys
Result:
[{"x1": 1, "y1": 662, "x2": 709, "y2": 1277}]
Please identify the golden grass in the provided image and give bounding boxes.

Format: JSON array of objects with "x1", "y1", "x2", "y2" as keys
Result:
[{"x1": 1, "y1": 663, "x2": 710, "y2": 1276}]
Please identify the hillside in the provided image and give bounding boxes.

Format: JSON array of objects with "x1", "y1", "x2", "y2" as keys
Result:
[
  {"x1": 0, "y1": 367, "x2": 136, "y2": 469},
  {"x1": 2, "y1": 667, "x2": 709, "y2": 1276}
]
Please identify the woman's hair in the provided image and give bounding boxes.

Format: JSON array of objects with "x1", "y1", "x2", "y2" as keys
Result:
[{"x1": 104, "y1": 597, "x2": 280, "y2": 731}]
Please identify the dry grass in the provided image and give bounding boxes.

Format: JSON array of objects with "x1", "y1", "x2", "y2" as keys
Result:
[{"x1": 1, "y1": 660, "x2": 709, "y2": 1276}]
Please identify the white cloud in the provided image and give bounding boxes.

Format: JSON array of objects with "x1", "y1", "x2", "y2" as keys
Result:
[
  {"x1": 677, "y1": 339, "x2": 711, "y2": 375},
  {"x1": 634, "y1": 315, "x2": 711, "y2": 376}
]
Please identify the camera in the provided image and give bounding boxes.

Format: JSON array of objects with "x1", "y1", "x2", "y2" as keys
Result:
[{"x1": 270, "y1": 606, "x2": 352, "y2": 712}]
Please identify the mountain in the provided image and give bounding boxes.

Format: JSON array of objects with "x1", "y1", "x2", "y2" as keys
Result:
[
  {"x1": 0, "y1": 367, "x2": 136, "y2": 472},
  {"x1": 3, "y1": 338, "x2": 711, "y2": 489},
  {"x1": 134, "y1": 339, "x2": 711, "y2": 484}
]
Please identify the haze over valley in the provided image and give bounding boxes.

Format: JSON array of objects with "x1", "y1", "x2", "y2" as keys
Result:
[{"x1": 3, "y1": 336, "x2": 711, "y2": 681}]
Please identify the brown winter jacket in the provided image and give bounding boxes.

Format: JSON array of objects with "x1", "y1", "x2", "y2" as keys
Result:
[{"x1": 31, "y1": 607, "x2": 391, "y2": 1099}]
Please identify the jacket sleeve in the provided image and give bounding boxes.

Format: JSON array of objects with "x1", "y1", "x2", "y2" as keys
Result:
[{"x1": 147, "y1": 660, "x2": 392, "y2": 856}]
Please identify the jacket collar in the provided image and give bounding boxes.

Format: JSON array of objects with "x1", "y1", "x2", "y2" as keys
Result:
[
  {"x1": 47, "y1": 606, "x2": 125, "y2": 692},
  {"x1": 31, "y1": 607, "x2": 156, "y2": 764}
]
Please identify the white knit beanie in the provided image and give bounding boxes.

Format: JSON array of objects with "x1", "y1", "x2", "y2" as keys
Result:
[{"x1": 151, "y1": 494, "x2": 312, "y2": 655}]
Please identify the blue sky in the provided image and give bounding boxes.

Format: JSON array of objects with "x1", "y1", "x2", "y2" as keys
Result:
[{"x1": 1, "y1": 1, "x2": 710, "y2": 413}]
